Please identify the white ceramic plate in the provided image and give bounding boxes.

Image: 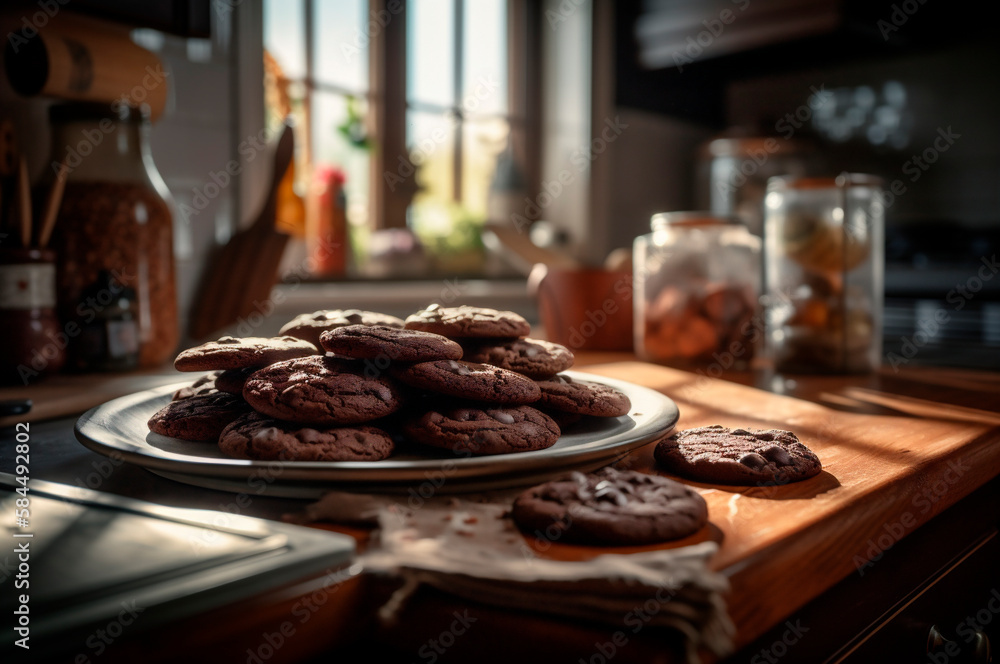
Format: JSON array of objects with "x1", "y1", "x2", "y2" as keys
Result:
[{"x1": 75, "y1": 371, "x2": 679, "y2": 497}]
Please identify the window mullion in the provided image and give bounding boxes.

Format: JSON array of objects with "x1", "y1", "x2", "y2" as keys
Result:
[
  {"x1": 302, "y1": 0, "x2": 314, "y2": 173},
  {"x1": 452, "y1": 0, "x2": 463, "y2": 204},
  {"x1": 370, "y1": 0, "x2": 408, "y2": 229}
]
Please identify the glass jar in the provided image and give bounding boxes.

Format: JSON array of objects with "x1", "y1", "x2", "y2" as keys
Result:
[
  {"x1": 48, "y1": 102, "x2": 178, "y2": 369},
  {"x1": 0, "y1": 247, "x2": 65, "y2": 384},
  {"x1": 698, "y1": 136, "x2": 820, "y2": 237},
  {"x1": 634, "y1": 212, "x2": 761, "y2": 366},
  {"x1": 763, "y1": 174, "x2": 884, "y2": 373}
]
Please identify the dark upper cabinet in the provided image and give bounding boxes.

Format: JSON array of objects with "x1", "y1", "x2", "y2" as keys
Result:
[{"x1": 615, "y1": 0, "x2": 991, "y2": 125}]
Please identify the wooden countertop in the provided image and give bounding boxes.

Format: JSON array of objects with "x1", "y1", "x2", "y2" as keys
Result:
[
  {"x1": 5, "y1": 354, "x2": 1000, "y2": 659},
  {"x1": 573, "y1": 360, "x2": 1000, "y2": 650}
]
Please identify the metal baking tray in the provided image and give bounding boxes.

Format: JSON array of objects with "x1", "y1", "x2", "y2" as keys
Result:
[{"x1": 0, "y1": 474, "x2": 355, "y2": 657}]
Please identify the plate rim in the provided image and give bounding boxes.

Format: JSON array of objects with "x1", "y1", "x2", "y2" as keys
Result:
[{"x1": 75, "y1": 371, "x2": 679, "y2": 486}]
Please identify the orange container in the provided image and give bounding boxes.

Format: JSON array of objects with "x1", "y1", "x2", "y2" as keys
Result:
[{"x1": 529, "y1": 264, "x2": 633, "y2": 351}]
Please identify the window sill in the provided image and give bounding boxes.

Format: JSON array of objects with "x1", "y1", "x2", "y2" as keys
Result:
[{"x1": 267, "y1": 277, "x2": 536, "y2": 333}]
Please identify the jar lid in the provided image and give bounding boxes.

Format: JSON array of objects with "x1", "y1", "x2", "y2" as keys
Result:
[
  {"x1": 767, "y1": 173, "x2": 884, "y2": 190},
  {"x1": 49, "y1": 102, "x2": 149, "y2": 125},
  {"x1": 650, "y1": 211, "x2": 741, "y2": 231},
  {"x1": 704, "y1": 136, "x2": 814, "y2": 158}
]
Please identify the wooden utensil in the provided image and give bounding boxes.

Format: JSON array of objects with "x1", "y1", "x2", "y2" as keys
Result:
[
  {"x1": 188, "y1": 122, "x2": 295, "y2": 339},
  {"x1": 17, "y1": 156, "x2": 31, "y2": 247},
  {"x1": 38, "y1": 158, "x2": 68, "y2": 248},
  {"x1": 483, "y1": 222, "x2": 582, "y2": 274}
]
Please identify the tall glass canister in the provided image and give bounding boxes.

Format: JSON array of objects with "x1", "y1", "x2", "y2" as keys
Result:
[
  {"x1": 763, "y1": 174, "x2": 884, "y2": 373},
  {"x1": 49, "y1": 102, "x2": 178, "y2": 369}
]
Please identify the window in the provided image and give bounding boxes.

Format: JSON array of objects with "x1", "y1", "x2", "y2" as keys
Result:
[{"x1": 263, "y1": 0, "x2": 535, "y2": 278}]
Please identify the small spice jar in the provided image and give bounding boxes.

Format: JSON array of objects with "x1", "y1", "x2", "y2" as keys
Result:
[
  {"x1": 48, "y1": 102, "x2": 178, "y2": 369},
  {"x1": 634, "y1": 212, "x2": 761, "y2": 366},
  {"x1": 763, "y1": 174, "x2": 884, "y2": 373},
  {"x1": 0, "y1": 247, "x2": 65, "y2": 384},
  {"x1": 73, "y1": 270, "x2": 140, "y2": 372}
]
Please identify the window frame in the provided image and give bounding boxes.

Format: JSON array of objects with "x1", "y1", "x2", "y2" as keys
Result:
[{"x1": 264, "y1": 0, "x2": 540, "y2": 233}]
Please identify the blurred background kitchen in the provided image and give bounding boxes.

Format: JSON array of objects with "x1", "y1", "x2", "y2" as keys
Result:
[{"x1": 1, "y1": 0, "x2": 997, "y2": 384}]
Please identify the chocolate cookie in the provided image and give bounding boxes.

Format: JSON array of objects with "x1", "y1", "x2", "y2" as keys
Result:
[
  {"x1": 535, "y1": 375, "x2": 631, "y2": 417},
  {"x1": 148, "y1": 392, "x2": 249, "y2": 442},
  {"x1": 279, "y1": 309, "x2": 405, "y2": 347},
  {"x1": 171, "y1": 371, "x2": 221, "y2": 401},
  {"x1": 654, "y1": 425, "x2": 822, "y2": 485},
  {"x1": 319, "y1": 325, "x2": 463, "y2": 363},
  {"x1": 511, "y1": 467, "x2": 709, "y2": 546},
  {"x1": 174, "y1": 336, "x2": 319, "y2": 372},
  {"x1": 404, "y1": 304, "x2": 531, "y2": 339},
  {"x1": 215, "y1": 368, "x2": 254, "y2": 395},
  {"x1": 541, "y1": 409, "x2": 584, "y2": 430},
  {"x1": 243, "y1": 355, "x2": 403, "y2": 425},
  {"x1": 460, "y1": 337, "x2": 574, "y2": 379},
  {"x1": 404, "y1": 405, "x2": 560, "y2": 455},
  {"x1": 218, "y1": 412, "x2": 394, "y2": 461},
  {"x1": 392, "y1": 359, "x2": 541, "y2": 404}
]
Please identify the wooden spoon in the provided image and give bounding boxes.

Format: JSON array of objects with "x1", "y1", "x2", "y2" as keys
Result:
[{"x1": 189, "y1": 122, "x2": 296, "y2": 339}]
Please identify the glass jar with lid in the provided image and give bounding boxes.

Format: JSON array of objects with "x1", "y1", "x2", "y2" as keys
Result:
[
  {"x1": 48, "y1": 102, "x2": 178, "y2": 369},
  {"x1": 634, "y1": 212, "x2": 761, "y2": 366},
  {"x1": 698, "y1": 136, "x2": 820, "y2": 237},
  {"x1": 763, "y1": 174, "x2": 884, "y2": 373}
]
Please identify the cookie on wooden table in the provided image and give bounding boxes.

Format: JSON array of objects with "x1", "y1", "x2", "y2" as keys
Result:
[
  {"x1": 460, "y1": 337, "x2": 574, "y2": 379},
  {"x1": 279, "y1": 309, "x2": 405, "y2": 347},
  {"x1": 243, "y1": 355, "x2": 403, "y2": 425},
  {"x1": 148, "y1": 392, "x2": 249, "y2": 442},
  {"x1": 511, "y1": 467, "x2": 709, "y2": 545},
  {"x1": 535, "y1": 374, "x2": 631, "y2": 417},
  {"x1": 218, "y1": 411, "x2": 394, "y2": 461},
  {"x1": 392, "y1": 359, "x2": 541, "y2": 404},
  {"x1": 654, "y1": 425, "x2": 822, "y2": 486},
  {"x1": 319, "y1": 325, "x2": 463, "y2": 363},
  {"x1": 403, "y1": 405, "x2": 560, "y2": 456},
  {"x1": 174, "y1": 336, "x2": 318, "y2": 372},
  {"x1": 404, "y1": 304, "x2": 531, "y2": 339},
  {"x1": 171, "y1": 371, "x2": 221, "y2": 401}
]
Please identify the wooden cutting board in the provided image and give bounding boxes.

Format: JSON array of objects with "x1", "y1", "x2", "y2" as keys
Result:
[{"x1": 535, "y1": 361, "x2": 1000, "y2": 648}]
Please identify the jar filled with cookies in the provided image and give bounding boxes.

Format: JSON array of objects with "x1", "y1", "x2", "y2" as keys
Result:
[
  {"x1": 763, "y1": 174, "x2": 884, "y2": 373},
  {"x1": 634, "y1": 212, "x2": 761, "y2": 366},
  {"x1": 48, "y1": 102, "x2": 178, "y2": 369}
]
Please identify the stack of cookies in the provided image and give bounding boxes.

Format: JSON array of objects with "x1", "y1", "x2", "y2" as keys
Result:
[{"x1": 149, "y1": 305, "x2": 632, "y2": 462}]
